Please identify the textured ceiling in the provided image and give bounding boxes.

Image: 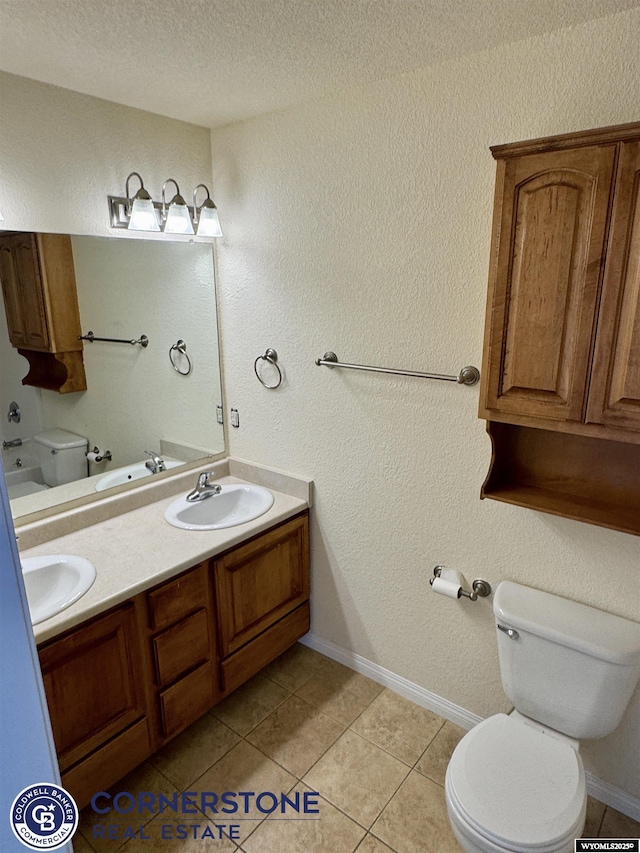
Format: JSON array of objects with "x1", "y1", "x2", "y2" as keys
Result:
[{"x1": 0, "y1": 0, "x2": 638, "y2": 128}]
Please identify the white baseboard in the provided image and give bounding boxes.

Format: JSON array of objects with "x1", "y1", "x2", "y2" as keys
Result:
[{"x1": 299, "y1": 631, "x2": 640, "y2": 822}]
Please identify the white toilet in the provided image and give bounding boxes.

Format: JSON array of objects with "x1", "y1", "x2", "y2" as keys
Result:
[
  {"x1": 33, "y1": 429, "x2": 88, "y2": 487},
  {"x1": 445, "y1": 581, "x2": 640, "y2": 853}
]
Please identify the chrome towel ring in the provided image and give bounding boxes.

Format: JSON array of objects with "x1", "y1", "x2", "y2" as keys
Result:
[
  {"x1": 169, "y1": 340, "x2": 192, "y2": 375},
  {"x1": 254, "y1": 348, "x2": 282, "y2": 389}
]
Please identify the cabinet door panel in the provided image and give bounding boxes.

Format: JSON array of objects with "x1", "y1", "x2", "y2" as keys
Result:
[
  {"x1": 215, "y1": 513, "x2": 310, "y2": 657},
  {"x1": 484, "y1": 145, "x2": 615, "y2": 422},
  {"x1": 0, "y1": 242, "x2": 27, "y2": 346},
  {"x1": 587, "y1": 141, "x2": 640, "y2": 430},
  {"x1": 14, "y1": 234, "x2": 49, "y2": 348},
  {"x1": 39, "y1": 606, "x2": 146, "y2": 771}
]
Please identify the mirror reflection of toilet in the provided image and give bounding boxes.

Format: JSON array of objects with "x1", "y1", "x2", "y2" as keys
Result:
[
  {"x1": 34, "y1": 429, "x2": 88, "y2": 487},
  {"x1": 445, "y1": 581, "x2": 640, "y2": 853}
]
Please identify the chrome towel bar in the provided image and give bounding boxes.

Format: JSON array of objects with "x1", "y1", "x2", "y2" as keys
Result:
[
  {"x1": 315, "y1": 351, "x2": 480, "y2": 386},
  {"x1": 79, "y1": 331, "x2": 149, "y2": 347}
]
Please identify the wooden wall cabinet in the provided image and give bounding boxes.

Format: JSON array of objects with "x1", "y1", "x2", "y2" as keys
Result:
[
  {"x1": 479, "y1": 122, "x2": 640, "y2": 536},
  {"x1": 0, "y1": 232, "x2": 86, "y2": 393},
  {"x1": 38, "y1": 511, "x2": 310, "y2": 807}
]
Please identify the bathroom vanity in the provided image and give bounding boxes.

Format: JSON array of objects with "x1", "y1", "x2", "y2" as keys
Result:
[{"x1": 20, "y1": 464, "x2": 311, "y2": 809}]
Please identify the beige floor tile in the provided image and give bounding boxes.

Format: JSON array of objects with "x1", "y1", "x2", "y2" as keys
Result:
[
  {"x1": 193, "y1": 740, "x2": 296, "y2": 844},
  {"x1": 356, "y1": 833, "x2": 397, "y2": 852},
  {"x1": 351, "y1": 689, "x2": 445, "y2": 765},
  {"x1": 150, "y1": 713, "x2": 241, "y2": 790},
  {"x1": 600, "y1": 806, "x2": 640, "y2": 838},
  {"x1": 78, "y1": 761, "x2": 175, "y2": 853},
  {"x1": 296, "y1": 659, "x2": 383, "y2": 726},
  {"x1": 119, "y1": 812, "x2": 240, "y2": 852},
  {"x1": 414, "y1": 721, "x2": 466, "y2": 786},
  {"x1": 372, "y1": 770, "x2": 462, "y2": 853},
  {"x1": 583, "y1": 796, "x2": 606, "y2": 836},
  {"x1": 262, "y1": 643, "x2": 329, "y2": 692},
  {"x1": 72, "y1": 832, "x2": 96, "y2": 853},
  {"x1": 242, "y1": 782, "x2": 365, "y2": 853},
  {"x1": 247, "y1": 694, "x2": 344, "y2": 777},
  {"x1": 303, "y1": 729, "x2": 410, "y2": 829},
  {"x1": 211, "y1": 674, "x2": 289, "y2": 736}
]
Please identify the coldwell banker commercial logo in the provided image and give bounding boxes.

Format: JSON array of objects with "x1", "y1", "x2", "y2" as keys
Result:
[{"x1": 10, "y1": 783, "x2": 78, "y2": 850}]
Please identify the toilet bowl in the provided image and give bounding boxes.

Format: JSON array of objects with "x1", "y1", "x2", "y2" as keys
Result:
[
  {"x1": 445, "y1": 714, "x2": 585, "y2": 853},
  {"x1": 443, "y1": 581, "x2": 640, "y2": 853}
]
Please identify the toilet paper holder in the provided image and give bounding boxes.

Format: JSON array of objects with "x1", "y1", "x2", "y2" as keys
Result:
[{"x1": 430, "y1": 565, "x2": 492, "y2": 601}]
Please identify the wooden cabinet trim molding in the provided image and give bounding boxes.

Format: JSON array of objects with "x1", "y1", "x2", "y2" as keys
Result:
[{"x1": 490, "y1": 121, "x2": 640, "y2": 159}]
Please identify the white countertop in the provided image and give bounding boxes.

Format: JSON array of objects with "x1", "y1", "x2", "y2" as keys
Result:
[{"x1": 25, "y1": 474, "x2": 308, "y2": 644}]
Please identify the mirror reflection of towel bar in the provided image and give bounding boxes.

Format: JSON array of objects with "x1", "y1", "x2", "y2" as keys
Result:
[
  {"x1": 79, "y1": 331, "x2": 149, "y2": 347},
  {"x1": 315, "y1": 351, "x2": 480, "y2": 385}
]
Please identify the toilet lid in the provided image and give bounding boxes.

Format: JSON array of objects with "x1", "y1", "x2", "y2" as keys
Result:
[{"x1": 447, "y1": 714, "x2": 585, "y2": 850}]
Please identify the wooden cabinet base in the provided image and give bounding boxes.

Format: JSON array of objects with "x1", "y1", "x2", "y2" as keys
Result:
[
  {"x1": 482, "y1": 421, "x2": 640, "y2": 536},
  {"x1": 221, "y1": 602, "x2": 310, "y2": 694},
  {"x1": 62, "y1": 718, "x2": 151, "y2": 810}
]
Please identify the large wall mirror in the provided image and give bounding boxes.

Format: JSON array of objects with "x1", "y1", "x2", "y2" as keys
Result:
[{"x1": 0, "y1": 231, "x2": 225, "y2": 522}]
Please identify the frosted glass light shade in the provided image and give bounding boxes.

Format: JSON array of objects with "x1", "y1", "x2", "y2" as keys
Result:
[
  {"x1": 197, "y1": 206, "x2": 223, "y2": 237},
  {"x1": 128, "y1": 197, "x2": 160, "y2": 231},
  {"x1": 164, "y1": 203, "x2": 195, "y2": 235}
]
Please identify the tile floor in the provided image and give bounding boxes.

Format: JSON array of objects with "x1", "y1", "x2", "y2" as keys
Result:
[{"x1": 74, "y1": 644, "x2": 640, "y2": 853}]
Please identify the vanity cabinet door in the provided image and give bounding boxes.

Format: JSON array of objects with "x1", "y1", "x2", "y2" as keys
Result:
[
  {"x1": 481, "y1": 144, "x2": 616, "y2": 424},
  {"x1": 587, "y1": 141, "x2": 640, "y2": 431},
  {"x1": 38, "y1": 604, "x2": 147, "y2": 773},
  {"x1": 215, "y1": 512, "x2": 310, "y2": 658}
]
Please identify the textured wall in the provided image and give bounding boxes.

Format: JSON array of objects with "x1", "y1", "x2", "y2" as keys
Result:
[
  {"x1": 210, "y1": 8, "x2": 640, "y2": 797},
  {"x1": 0, "y1": 71, "x2": 212, "y2": 237}
]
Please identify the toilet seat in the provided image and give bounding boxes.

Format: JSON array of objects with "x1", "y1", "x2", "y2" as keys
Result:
[{"x1": 446, "y1": 714, "x2": 586, "y2": 852}]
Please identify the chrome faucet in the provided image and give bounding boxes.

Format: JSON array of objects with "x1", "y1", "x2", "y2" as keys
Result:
[
  {"x1": 186, "y1": 472, "x2": 222, "y2": 502},
  {"x1": 3, "y1": 438, "x2": 22, "y2": 449},
  {"x1": 144, "y1": 450, "x2": 166, "y2": 474}
]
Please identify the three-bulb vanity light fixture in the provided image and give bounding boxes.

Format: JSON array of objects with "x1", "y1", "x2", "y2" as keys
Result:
[{"x1": 108, "y1": 172, "x2": 223, "y2": 237}]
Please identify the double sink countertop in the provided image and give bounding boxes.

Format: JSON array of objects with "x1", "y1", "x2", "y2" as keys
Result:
[{"x1": 17, "y1": 458, "x2": 312, "y2": 645}]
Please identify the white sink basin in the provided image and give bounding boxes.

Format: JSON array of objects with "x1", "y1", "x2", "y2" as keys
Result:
[
  {"x1": 21, "y1": 554, "x2": 96, "y2": 625},
  {"x1": 95, "y1": 459, "x2": 183, "y2": 492},
  {"x1": 164, "y1": 484, "x2": 274, "y2": 530}
]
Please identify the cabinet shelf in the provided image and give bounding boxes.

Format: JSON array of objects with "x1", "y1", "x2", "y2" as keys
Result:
[{"x1": 482, "y1": 422, "x2": 640, "y2": 536}]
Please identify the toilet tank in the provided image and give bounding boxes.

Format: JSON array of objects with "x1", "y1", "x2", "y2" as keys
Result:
[
  {"x1": 493, "y1": 581, "x2": 640, "y2": 740},
  {"x1": 33, "y1": 429, "x2": 88, "y2": 487}
]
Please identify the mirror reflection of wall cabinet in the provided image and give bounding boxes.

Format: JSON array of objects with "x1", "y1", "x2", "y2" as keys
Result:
[
  {"x1": 479, "y1": 121, "x2": 640, "y2": 536},
  {"x1": 0, "y1": 232, "x2": 86, "y2": 393}
]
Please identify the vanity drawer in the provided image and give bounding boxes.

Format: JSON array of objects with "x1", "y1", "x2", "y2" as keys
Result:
[
  {"x1": 160, "y1": 660, "x2": 215, "y2": 741},
  {"x1": 147, "y1": 563, "x2": 208, "y2": 631},
  {"x1": 153, "y1": 609, "x2": 210, "y2": 687}
]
